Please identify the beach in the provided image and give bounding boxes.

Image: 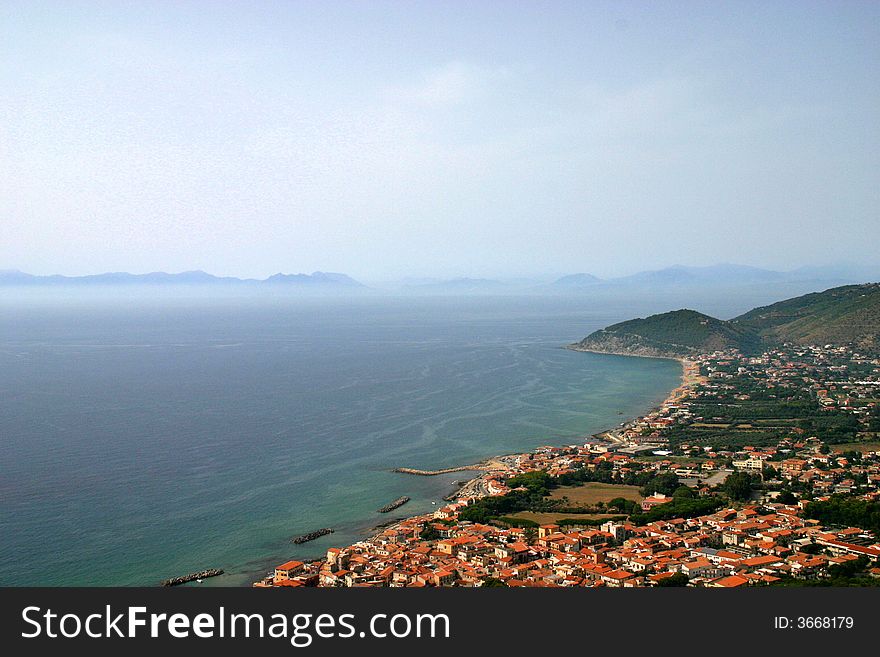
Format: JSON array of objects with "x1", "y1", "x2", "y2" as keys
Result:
[
  {"x1": 430, "y1": 351, "x2": 698, "y2": 502},
  {"x1": 267, "y1": 347, "x2": 700, "y2": 582}
]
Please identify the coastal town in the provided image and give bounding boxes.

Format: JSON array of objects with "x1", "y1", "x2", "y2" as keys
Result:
[{"x1": 256, "y1": 343, "x2": 880, "y2": 588}]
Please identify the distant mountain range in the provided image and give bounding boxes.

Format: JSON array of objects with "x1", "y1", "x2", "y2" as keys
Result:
[
  {"x1": 263, "y1": 272, "x2": 362, "y2": 287},
  {"x1": 2, "y1": 263, "x2": 877, "y2": 296},
  {"x1": 0, "y1": 269, "x2": 364, "y2": 288},
  {"x1": 572, "y1": 283, "x2": 880, "y2": 357},
  {"x1": 389, "y1": 263, "x2": 876, "y2": 294},
  {"x1": 551, "y1": 263, "x2": 880, "y2": 289}
]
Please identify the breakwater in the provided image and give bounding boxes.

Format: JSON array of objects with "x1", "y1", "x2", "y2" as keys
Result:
[
  {"x1": 292, "y1": 528, "x2": 334, "y2": 544},
  {"x1": 393, "y1": 465, "x2": 483, "y2": 476},
  {"x1": 377, "y1": 496, "x2": 410, "y2": 513},
  {"x1": 160, "y1": 568, "x2": 224, "y2": 587}
]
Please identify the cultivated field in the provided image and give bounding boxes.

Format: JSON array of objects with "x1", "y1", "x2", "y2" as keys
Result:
[
  {"x1": 832, "y1": 441, "x2": 880, "y2": 454},
  {"x1": 505, "y1": 511, "x2": 620, "y2": 524},
  {"x1": 547, "y1": 482, "x2": 643, "y2": 505}
]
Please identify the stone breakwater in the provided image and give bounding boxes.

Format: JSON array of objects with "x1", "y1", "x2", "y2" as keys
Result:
[
  {"x1": 161, "y1": 568, "x2": 224, "y2": 586},
  {"x1": 292, "y1": 528, "x2": 334, "y2": 544},
  {"x1": 392, "y1": 465, "x2": 485, "y2": 476},
  {"x1": 377, "y1": 496, "x2": 410, "y2": 513}
]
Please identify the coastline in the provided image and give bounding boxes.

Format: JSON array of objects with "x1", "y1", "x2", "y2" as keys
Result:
[
  {"x1": 566, "y1": 345, "x2": 698, "y2": 413},
  {"x1": 279, "y1": 347, "x2": 699, "y2": 575},
  {"x1": 430, "y1": 348, "x2": 696, "y2": 501},
  {"x1": 564, "y1": 344, "x2": 689, "y2": 363}
]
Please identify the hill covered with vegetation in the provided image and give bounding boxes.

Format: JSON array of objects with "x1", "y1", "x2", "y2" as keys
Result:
[
  {"x1": 571, "y1": 309, "x2": 760, "y2": 358},
  {"x1": 732, "y1": 283, "x2": 880, "y2": 350},
  {"x1": 572, "y1": 283, "x2": 880, "y2": 357}
]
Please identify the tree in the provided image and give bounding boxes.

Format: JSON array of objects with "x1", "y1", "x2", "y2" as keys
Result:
[
  {"x1": 842, "y1": 450, "x2": 862, "y2": 464},
  {"x1": 673, "y1": 486, "x2": 695, "y2": 499},
  {"x1": 723, "y1": 472, "x2": 755, "y2": 502},
  {"x1": 828, "y1": 555, "x2": 870, "y2": 579},
  {"x1": 632, "y1": 496, "x2": 724, "y2": 524},
  {"x1": 777, "y1": 490, "x2": 797, "y2": 505},
  {"x1": 506, "y1": 471, "x2": 553, "y2": 495},
  {"x1": 802, "y1": 495, "x2": 880, "y2": 535},
  {"x1": 608, "y1": 497, "x2": 639, "y2": 514},
  {"x1": 655, "y1": 573, "x2": 689, "y2": 587},
  {"x1": 419, "y1": 522, "x2": 440, "y2": 541},
  {"x1": 641, "y1": 472, "x2": 680, "y2": 497},
  {"x1": 524, "y1": 527, "x2": 537, "y2": 545}
]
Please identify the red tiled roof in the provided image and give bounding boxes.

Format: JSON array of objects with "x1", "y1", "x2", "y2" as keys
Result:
[{"x1": 713, "y1": 575, "x2": 749, "y2": 588}]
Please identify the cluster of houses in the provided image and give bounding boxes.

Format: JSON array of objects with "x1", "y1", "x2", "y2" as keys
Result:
[
  {"x1": 254, "y1": 344, "x2": 879, "y2": 588},
  {"x1": 698, "y1": 344, "x2": 879, "y2": 427},
  {"x1": 256, "y1": 497, "x2": 880, "y2": 588},
  {"x1": 254, "y1": 431, "x2": 880, "y2": 588}
]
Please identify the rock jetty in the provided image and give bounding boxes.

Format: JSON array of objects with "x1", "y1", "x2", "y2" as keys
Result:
[
  {"x1": 161, "y1": 568, "x2": 224, "y2": 587},
  {"x1": 377, "y1": 496, "x2": 410, "y2": 513},
  {"x1": 292, "y1": 528, "x2": 334, "y2": 544},
  {"x1": 393, "y1": 465, "x2": 483, "y2": 476}
]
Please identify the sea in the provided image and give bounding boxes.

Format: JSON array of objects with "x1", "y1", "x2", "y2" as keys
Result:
[{"x1": 0, "y1": 292, "x2": 751, "y2": 586}]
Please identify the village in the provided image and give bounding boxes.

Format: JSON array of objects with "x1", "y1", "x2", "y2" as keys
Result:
[{"x1": 256, "y1": 344, "x2": 880, "y2": 588}]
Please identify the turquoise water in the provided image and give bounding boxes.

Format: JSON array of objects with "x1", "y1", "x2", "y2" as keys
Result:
[{"x1": 0, "y1": 295, "x2": 682, "y2": 586}]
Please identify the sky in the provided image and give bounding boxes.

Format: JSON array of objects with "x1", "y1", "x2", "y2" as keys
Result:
[{"x1": 1, "y1": 1, "x2": 878, "y2": 281}]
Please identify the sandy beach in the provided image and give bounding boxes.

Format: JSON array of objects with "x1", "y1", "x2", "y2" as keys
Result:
[{"x1": 357, "y1": 350, "x2": 702, "y2": 548}]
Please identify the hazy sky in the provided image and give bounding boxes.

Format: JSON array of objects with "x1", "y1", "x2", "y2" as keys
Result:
[{"x1": 2, "y1": 1, "x2": 878, "y2": 280}]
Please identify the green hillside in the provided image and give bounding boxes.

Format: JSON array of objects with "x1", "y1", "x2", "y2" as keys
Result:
[
  {"x1": 572, "y1": 309, "x2": 760, "y2": 358},
  {"x1": 732, "y1": 283, "x2": 880, "y2": 350},
  {"x1": 572, "y1": 283, "x2": 880, "y2": 358}
]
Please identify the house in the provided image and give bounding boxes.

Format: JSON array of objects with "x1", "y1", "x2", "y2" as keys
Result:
[
  {"x1": 710, "y1": 575, "x2": 749, "y2": 588},
  {"x1": 538, "y1": 524, "x2": 560, "y2": 539},
  {"x1": 274, "y1": 560, "x2": 304, "y2": 582},
  {"x1": 600, "y1": 569, "x2": 635, "y2": 587},
  {"x1": 680, "y1": 558, "x2": 724, "y2": 580},
  {"x1": 740, "y1": 555, "x2": 783, "y2": 571},
  {"x1": 641, "y1": 493, "x2": 672, "y2": 511}
]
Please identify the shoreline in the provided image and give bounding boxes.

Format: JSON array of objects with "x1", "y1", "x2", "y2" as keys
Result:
[
  {"x1": 182, "y1": 348, "x2": 699, "y2": 586},
  {"x1": 564, "y1": 343, "x2": 689, "y2": 363},
  {"x1": 293, "y1": 347, "x2": 698, "y2": 570}
]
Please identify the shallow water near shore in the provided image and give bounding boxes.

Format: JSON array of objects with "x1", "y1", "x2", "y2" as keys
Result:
[{"x1": 0, "y1": 295, "x2": 691, "y2": 586}]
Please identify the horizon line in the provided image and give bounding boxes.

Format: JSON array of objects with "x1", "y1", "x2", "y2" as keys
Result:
[{"x1": 2, "y1": 261, "x2": 880, "y2": 287}]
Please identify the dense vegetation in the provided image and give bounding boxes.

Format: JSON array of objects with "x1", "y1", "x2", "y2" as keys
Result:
[
  {"x1": 771, "y1": 556, "x2": 878, "y2": 587},
  {"x1": 420, "y1": 521, "x2": 441, "y2": 540},
  {"x1": 658, "y1": 375, "x2": 861, "y2": 450},
  {"x1": 802, "y1": 495, "x2": 880, "y2": 535},
  {"x1": 554, "y1": 516, "x2": 625, "y2": 527},
  {"x1": 734, "y1": 283, "x2": 880, "y2": 350},
  {"x1": 721, "y1": 472, "x2": 758, "y2": 501},
  {"x1": 575, "y1": 309, "x2": 759, "y2": 357},
  {"x1": 629, "y1": 495, "x2": 724, "y2": 524},
  {"x1": 574, "y1": 283, "x2": 880, "y2": 357},
  {"x1": 458, "y1": 463, "x2": 724, "y2": 527},
  {"x1": 655, "y1": 573, "x2": 690, "y2": 587}
]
